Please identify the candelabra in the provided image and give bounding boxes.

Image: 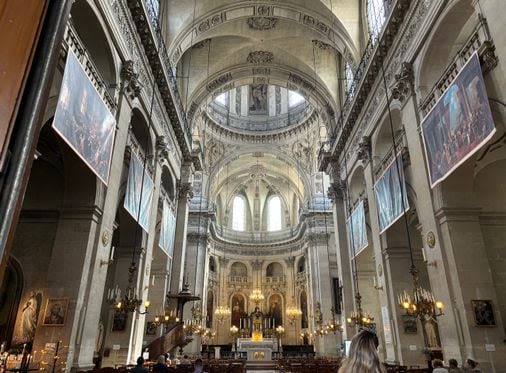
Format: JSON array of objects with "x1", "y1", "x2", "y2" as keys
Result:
[
  {"x1": 398, "y1": 267, "x2": 444, "y2": 318},
  {"x1": 346, "y1": 293, "x2": 374, "y2": 330},
  {"x1": 324, "y1": 308, "x2": 343, "y2": 334},
  {"x1": 112, "y1": 262, "x2": 150, "y2": 314}
]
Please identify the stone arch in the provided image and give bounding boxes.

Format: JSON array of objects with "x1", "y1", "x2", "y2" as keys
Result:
[
  {"x1": 266, "y1": 262, "x2": 284, "y2": 278},
  {"x1": 348, "y1": 164, "x2": 366, "y2": 203},
  {"x1": 0, "y1": 256, "x2": 24, "y2": 346},
  {"x1": 416, "y1": 0, "x2": 478, "y2": 96},
  {"x1": 161, "y1": 165, "x2": 176, "y2": 201},
  {"x1": 70, "y1": 0, "x2": 119, "y2": 88},
  {"x1": 230, "y1": 262, "x2": 248, "y2": 277},
  {"x1": 371, "y1": 108, "x2": 403, "y2": 163},
  {"x1": 130, "y1": 108, "x2": 155, "y2": 157}
]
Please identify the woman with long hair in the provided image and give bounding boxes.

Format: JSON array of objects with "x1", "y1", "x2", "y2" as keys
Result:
[{"x1": 339, "y1": 330, "x2": 386, "y2": 373}]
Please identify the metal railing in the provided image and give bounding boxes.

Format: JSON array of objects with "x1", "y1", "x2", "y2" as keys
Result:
[
  {"x1": 419, "y1": 16, "x2": 495, "y2": 117},
  {"x1": 63, "y1": 22, "x2": 117, "y2": 112},
  {"x1": 263, "y1": 276, "x2": 285, "y2": 284},
  {"x1": 318, "y1": 0, "x2": 400, "y2": 168},
  {"x1": 142, "y1": 0, "x2": 192, "y2": 142}
]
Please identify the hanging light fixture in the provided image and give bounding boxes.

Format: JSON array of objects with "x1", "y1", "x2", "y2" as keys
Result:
[
  {"x1": 215, "y1": 162, "x2": 231, "y2": 322},
  {"x1": 375, "y1": 63, "x2": 444, "y2": 321},
  {"x1": 286, "y1": 249, "x2": 302, "y2": 324}
]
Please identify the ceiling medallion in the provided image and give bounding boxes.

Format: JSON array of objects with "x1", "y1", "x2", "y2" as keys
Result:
[
  {"x1": 247, "y1": 17, "x2": 278, "y2": 30},
  {"x1": 247, "y1": 51, "x2": 273, "y2": 64},
  {"x1": 426, "y1": 231, "x2": 436, "y2": 248}
]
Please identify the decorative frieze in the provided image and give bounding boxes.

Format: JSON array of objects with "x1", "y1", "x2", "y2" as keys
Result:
[
  {"x1": 247, "y1": 51, "x2": 274, "y2": 64},
  {"x1": 247, "y1": 17, "x2": 278, "y2": 30},
  {"x1": 390, "y1": 62, "x2": 413, "y2": 103}
]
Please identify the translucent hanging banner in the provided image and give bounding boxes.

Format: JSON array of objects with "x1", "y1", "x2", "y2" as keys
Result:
[
  {"x1": 159, "y1": 199, "x2": 176, "y2": 257},
  {"x1": 347, "y1": 200, "x2": 368, "y2": 258},
  {"x1": 421, "y1": 52, "x2": 496, "y2": 188},
  {"x1": 374, "y1": 154, "x2": 409, "y2": 234},
  {"x1": 53, "y1": 50, "x2": 116, "y2": 185},
  {"x1": 124, "y1": 152, "x2": 154, "y2": 232}
]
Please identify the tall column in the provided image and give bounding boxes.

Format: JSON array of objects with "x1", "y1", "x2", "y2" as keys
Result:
[
  {"x1": 128, "y1": 142, "x2": 164, "y2": 363},
  {"x1": 327, "y1": 172, "x2": 355, "y2": 342},
  {"x1": 392, "y1": 63, "x2": 468, "y2": 363},
  {"x1": 169, "y1": 163, "x2": 194, "y2": 295},
  {"x1": 67, "y1": 63, "x2": 139, "y2": 371},
  {"x1": 362, "y1": 157, "x2": 397, "y2": 362}
]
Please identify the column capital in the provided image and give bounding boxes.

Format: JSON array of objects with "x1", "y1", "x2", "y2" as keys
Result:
[
  {"x1": 327, "y1": 180, "x2": 346, "y2": 203},
  {"x1": 357, "y1": 136, "x2": 372, "y2": 164},
  {"x1": 390, "y1": 62, "x2": 413, "y2": 103},
  {"x1": 177, "y1": 181, "x2": 194, "y2": 201},
  {"x1": 120, "y1": 60, "x2": 141, "y2": 99},
  {"x1": 156, "y1": 135, "x2": 171, "y2": 165}
]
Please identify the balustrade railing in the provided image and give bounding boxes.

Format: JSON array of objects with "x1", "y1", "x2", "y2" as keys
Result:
[
  {"x1": 63, "y1": 22, "x2": 117, "y2": 112},
  {"x1": 138, "y1": 0, "x2": 192, "y2": 143},
  {"x1": 419, "y1": 16, "x2": 495, "y2": 117},
  {"x1": 211, "y1": 222, "x2": 304, "y2": 244},
  {"x1": 207, "y1": 102, "x2": 313, "y2": 132},
  {"x1": 228, "y1": 275, "x2": 250, "y2": 284},
  {"x1": 263, "y1": 276, "x2": 285, "y2": 284}
]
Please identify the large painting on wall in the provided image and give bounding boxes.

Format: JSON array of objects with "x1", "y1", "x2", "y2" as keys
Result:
[
  {"x1": 12, "y1": 291, "x2": 42, "y2": 344},
  {"x1": 374, "y1": 154, "x2": 409, "y2": 234},
  {"x1": 421, "y1": 52, "x2": 496, "y2": 187},
  {"x1": 249, "y1": 84, "x2": 268, "y2": 114},
  {"x1": 52, "y1": 50, "x2": 116, "y2": 185},
  {"x1": 124, "y1": 152, "x2": 154, "y2": 232},
  {"x1": 347, "y1": 200, "x2": 368, "y2": 257},
  {"x1": 268, "y1": 294, "x2": 283, "y2": 327},
  {"x1": 231, "y1": 293, "x2": 246, "y2": 328},
  {"x1": 159, "y1": 199, "x2": 176, "y2": 257}
]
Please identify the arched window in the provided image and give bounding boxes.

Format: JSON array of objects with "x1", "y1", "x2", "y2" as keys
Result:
[
  {"x1": 367, "y1": 0, "x2": 386, "y2": 40},
  {"x1": 232, "y1": 195, "x2": 246, "y2": 231},
  {"x1": 267, "y1": 196, "x2": 282, "y2": 231}
]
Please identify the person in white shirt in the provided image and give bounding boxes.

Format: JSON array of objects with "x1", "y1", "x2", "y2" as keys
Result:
[{"x1": 433, "y1": 359, "x2": 449, "y2": 373}]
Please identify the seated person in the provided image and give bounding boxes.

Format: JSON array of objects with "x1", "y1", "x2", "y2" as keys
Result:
[
  {"x1": 449, "y1": 359, "x2": 463, "y2": 373},
  {"x1": 193, "y1": 358, "x2": 207, "y2": 373},
  {"x1": 130, "y1": 357, "x2": 148, "y2": 373},
  {"x1": 433, "y1": 359, "x2": 449, "y2": 373},
  {"x1": 180, "y1": 354, "x2": 192, "y2": 365},
  {"x1": 152, "y1": 355, "x2": 169, "y2": 373}
]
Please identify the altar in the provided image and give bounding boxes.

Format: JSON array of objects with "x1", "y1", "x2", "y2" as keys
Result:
[{"x1": 237, "y1": 338, "x2": 277, "y2": 362}]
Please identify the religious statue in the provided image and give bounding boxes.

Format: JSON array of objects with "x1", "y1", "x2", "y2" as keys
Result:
[
  {"x1": 423, "y1": 314, "x2": 440, "y2": 348},
  {"x1": 20, "y1": 291, "x2": 38, "y2": 342},
  {"x1": 251, "y1": 307, "x2": 263, "y2": 341}
]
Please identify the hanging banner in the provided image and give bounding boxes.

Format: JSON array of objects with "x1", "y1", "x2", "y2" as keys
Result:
[
  {"x1": 124, "y1": 152, "x2": 154, "y2": 232},
  {"x1": 374, "y1": 154, "x2": 409, "y2": 234},
  {"x1": 347, "y1": 200, "x2": 368, "y2": 257},
  {"x1": 421, "y1": 52, "x2": 496, "y2": 187},
  {"x1": 159, "y1": 199, "x2": 176, "y2": 257},
  {"x1": 53, "y1": 50, "x2": 116, "y2": 185}
]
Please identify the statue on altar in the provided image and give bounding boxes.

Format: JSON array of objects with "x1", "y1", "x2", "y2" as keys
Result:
[{"x1": 251, "y1": 307, "x2": 263, "y2": 341}]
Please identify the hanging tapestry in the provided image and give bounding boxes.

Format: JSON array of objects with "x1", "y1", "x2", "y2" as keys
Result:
[
  {"x1": 159, "y1": 199, "x2": 176, "y2": 256},
  {"x1": 53, "y1": 50, "x2": 116, "y2": 185},
  {"x1": 124, "y1": 152, "x2": 154, "y2": 232},
  {"x1": 347, "y1": 200, "x2": 368, "y2": 257},
  {"x1": 374, "y1": 154, "x2": 409, "y2": 234},
  {"x1": 421, "y1": 52, "x2": 496, "y2": 187}
]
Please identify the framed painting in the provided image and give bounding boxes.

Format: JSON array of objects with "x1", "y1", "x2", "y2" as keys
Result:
[
  {"x1": 42, "y1": 298, "x2": 69, "y2": 326},
  {"x1": 402, "y1": 315, "x2": 418, "y2": 334},
  {"x1": 472, "y1": 300, "x2": 496, "y2": 327}
]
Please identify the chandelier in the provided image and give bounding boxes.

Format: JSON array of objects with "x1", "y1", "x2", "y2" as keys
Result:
[
  {"x1": 286, "y1": 304, "x2": 303, "y2": 324},
  {"x1": 113, "y1": 262, "x2": 150, "y2": 314},
  {"x1": 346, "y1": 293, "x2": 374, "y2": 330},
  {"x1": 398, "y1": 267, "x2": 444, "y2": 318},
  {"x1": 250, "y1": 289, "x2": 265, "y2": 305},
  {"x1": 324, "y1": 308, "x2": 342, "y2": 333},
  {"x1": 214, "y1": 305, "x2": 231, "y2": 323}
]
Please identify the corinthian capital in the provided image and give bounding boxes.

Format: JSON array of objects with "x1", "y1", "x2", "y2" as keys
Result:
[{"x1": 391, "y1": 62, "x2": 413, "y2": 103}]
